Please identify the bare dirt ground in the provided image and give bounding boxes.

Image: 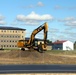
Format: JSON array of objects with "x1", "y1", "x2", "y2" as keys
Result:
[{"x1": 0, "y1": 50, "x2": 76, "y2": 64}]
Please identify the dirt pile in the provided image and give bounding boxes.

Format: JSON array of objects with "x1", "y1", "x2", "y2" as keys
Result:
[
  {"x1": 0, "y1": 50, "x2": 76, "y2": 64},
  {"x1": 0, "y1": 50, "x2": 43, "y2": 58}
]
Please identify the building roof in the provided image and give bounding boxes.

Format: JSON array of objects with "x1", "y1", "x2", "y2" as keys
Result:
[
  {"x1": 53, "y1": 40, "x2": 67, "y2": 44},
  {"x1": 0, "y1": 26, "x2": 26, "y2": 30}
]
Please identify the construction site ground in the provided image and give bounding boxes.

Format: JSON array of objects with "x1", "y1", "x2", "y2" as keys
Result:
[{"x1": 0, "y1": 50, "x2": 76, "y2": 64}]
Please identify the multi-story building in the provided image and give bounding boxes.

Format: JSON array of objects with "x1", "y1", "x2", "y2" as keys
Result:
[{"x1": 0, "y1": 26, "x2": 26, "y2": 49}]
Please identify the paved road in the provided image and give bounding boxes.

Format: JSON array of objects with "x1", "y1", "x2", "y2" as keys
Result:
[{"x1": 0, "y1": 64, "x2": 76, "y2": 73}]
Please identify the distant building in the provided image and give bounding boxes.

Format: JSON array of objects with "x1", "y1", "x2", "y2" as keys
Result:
[
  {"x1": 0, "y1": 26, "x2": 26, "y2": 49},
  {"x1": 52, "y1": 40, "x2": 74, "y2": 50}
]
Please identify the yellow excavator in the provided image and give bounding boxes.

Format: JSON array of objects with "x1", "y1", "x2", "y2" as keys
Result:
[{"x1": 17, "y1": 22, "x2": 48, "y2": 53}]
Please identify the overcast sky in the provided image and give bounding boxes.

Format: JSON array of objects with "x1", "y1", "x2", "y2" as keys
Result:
[{"x1": 0, "y1": 0, "x2": 76, "y2": 42}]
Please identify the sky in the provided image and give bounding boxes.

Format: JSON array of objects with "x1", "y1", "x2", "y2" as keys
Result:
[{"x1": 0, "y1": 0, "x2": 76, "y2": 43}]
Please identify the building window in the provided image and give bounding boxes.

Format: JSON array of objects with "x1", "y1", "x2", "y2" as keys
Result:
[
  {"x1": 12, "y1": 40, "x2": 14, "y2": 42},
  {"x1": 4, "y1": 45, "x2": 6, "y2": 47},
  {"x1": 10, "y1": 45, "x2": 11, "y2": 47},
  {"x1": 1, "y1": 40, "x2": 3, "y2": 42},
  {"x1": 1, "y1": 30, "x2": 3, "y2": 32},
  {"x1": 18, "y1": 36, "x2": 19, "y2": 38},
  {"x1": 10, "y1": 36, "x2": 12, "y2": 38},
  {"x1": 15, "y1": 45, "x2": 17, "y2": 47},
  {"x1": 15, "y1": 31, "x2": 17, "y2": 33},
  {"x1": 15, "y1": 41, "x2": 17, "y2": 42},
  {"x1": 1, "y1": 45, "x2": 3, "y2": 48},
  {"x1": 12, "y1": 45, "x2": 14, "y2": 47},
  {"x1": 4, "y1": 40, "x2": 6, "y2": 42},
  {"x1": 1, "y1": 35, "x2": 3, "y2": 37},
  {"x1": 22, "y1": 36, "x2": 23, "y2": 38}
]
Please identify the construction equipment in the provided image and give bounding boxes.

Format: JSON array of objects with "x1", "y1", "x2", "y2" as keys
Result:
[{"x1": 17, "y1": 22, "x2": 48, "y2": 53}]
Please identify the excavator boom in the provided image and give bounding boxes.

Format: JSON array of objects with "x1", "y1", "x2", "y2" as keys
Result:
[
  {"x1": 27, "y1": 22, "x2": 48, "y2": 47},
  {"x1": 17, "y1": 22, "x2": 48, "y2": 52}
]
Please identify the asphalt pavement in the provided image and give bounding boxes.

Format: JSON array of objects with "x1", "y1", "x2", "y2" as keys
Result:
[{"x1": 0, "y1": 64, "x2": 76, "y2": 74}]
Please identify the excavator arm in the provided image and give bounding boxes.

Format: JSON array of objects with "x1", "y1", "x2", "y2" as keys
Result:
[{"x1": 26, "y1": 22, "x2": 48, "y2": 48}]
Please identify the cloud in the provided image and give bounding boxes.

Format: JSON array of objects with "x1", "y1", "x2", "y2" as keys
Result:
[
  {"x1": 54, "y1": 5, "x2": 62, "y2": 9},
  {"x1": 64, "y1": 17, "x2": 75, "y2": 21},
  {"x1": 58, "y1": 17, "x2": 75, "y2": 22},
  {"x1": 37, "y1": 1, "x2": 44, "y2": 7},
  {"x1": 16, "y1": 11, "x2": 54, "y2": 25},
  {"x1": 22, "y1": 5, "x2": 34, "y2": 9},
  {"x1": 64, "y1": 30, "x2": 74, "y2": 34},
  {"x1": 22, "y1": 1, "x2": 44, "y2": 9},
  {"x1": 0, "y1": 21, "x2": 6, "y2": 25},
  {"x1": 49, "y1": 28, "x2": 59, "y2": 33},
  {"x1": 54, "y1": 5, "x2": 76, "y2": 10},
  {"x1": 63, "y1": 32, "x2": 76, "y2": 42},
  {"x1": 65, "y1": 21, "x2": 76, "y2": 27},
  {"x1": 58, "y1": 17, "x2": 76, "y2": 27},
  {"x1": 0, "y1": 14, "x2": 6, "y2": 25},
  {"x1": 0, "y1": 15, "x2": 5, "y2": 20}
]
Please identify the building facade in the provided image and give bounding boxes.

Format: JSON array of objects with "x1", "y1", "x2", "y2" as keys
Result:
[
  {"x1": 0, "y1": 26, "x2": 26, "y2": 49},
  {"x1": 63, "y1": 41, "x2": 74, "y2": 50},
  {"x1": 52, "y1": 40, "x2": 74, "y2": 50}
]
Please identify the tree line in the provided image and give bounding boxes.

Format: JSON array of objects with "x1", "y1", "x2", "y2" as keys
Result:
[{"x1": 74, "y1": 41, "x2": 76, "y2": 49}]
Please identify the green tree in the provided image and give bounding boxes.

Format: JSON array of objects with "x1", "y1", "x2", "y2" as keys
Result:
[
  {"x1": 47, "y1": 40, "x2": 52, "y2": 45},
  {"x1": 74, "y1": 41, "x2": 76, "y2": 49}
]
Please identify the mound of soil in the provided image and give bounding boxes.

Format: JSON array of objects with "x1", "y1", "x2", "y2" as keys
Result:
[
  {"x1": 0, "y1": 50, "x2": 76, "y2": 64},
  {"x1": 0, "y1": 50, "x2": 43, "y2": 58}
]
